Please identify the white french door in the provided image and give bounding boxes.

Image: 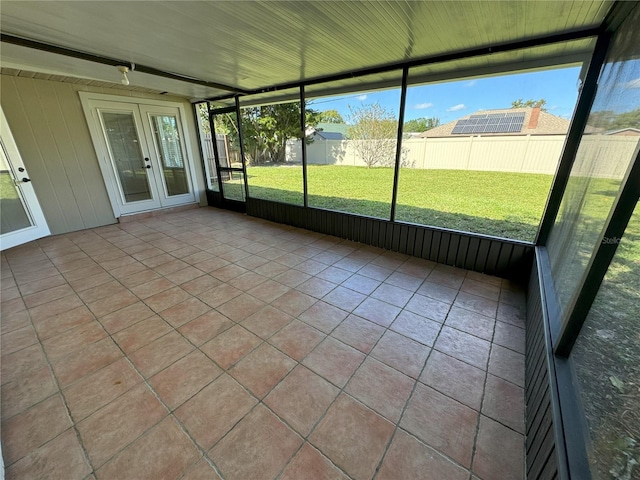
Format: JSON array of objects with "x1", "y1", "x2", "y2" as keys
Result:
[
  {"x1": 82, "y1": 96, "x2": 196, "y2": 216},
  {"x1": 0, "y1": 107, "x2": 50, "y2": 251}
]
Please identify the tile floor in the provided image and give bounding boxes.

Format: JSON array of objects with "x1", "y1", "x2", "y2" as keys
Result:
[{"x1": 0, "y1": 207, "x2": 527, "y2": 480}]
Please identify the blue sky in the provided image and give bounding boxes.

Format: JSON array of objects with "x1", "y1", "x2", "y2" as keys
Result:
[{"x1": 308, "y1": 67, "x2": 583, "y2": 125}]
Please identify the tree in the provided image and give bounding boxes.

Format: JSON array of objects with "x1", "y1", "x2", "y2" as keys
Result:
[
  {"x1": 587, "y1": 108, "x2": 640, "y2": 131},
  {"x1": 403, "y1": 117, "x2": 440, "y2": 133},
  {"x1": 347, "y1": 102, "x2": 399, "y2": 168},
  {"x1": 232, "y1": 103, "x2": 320, "y2": 165},
  {"x1": 319, "y1": 109, "x2": 344, "y2": 124},
  {"x1": 511, "y1": 98, "x2": 547, "y2": 111}
]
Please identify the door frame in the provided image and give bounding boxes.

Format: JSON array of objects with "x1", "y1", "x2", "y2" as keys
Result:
[
  {"x1": 79, "y1": 92, "x2": 200, "y2": 218},
  {"x1": 0, "y1": 106, "x2": 51, "y2": 250}
]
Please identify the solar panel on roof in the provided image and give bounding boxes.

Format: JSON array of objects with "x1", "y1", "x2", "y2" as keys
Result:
[{"x1": 451, "y1": 111, "x2": 525, "y2": 135}]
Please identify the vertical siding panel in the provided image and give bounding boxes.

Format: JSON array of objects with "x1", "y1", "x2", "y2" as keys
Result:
[
  {"x1": 438, "y1": 232, "x2": 450, "y2": 264},
  {"x1": 421, "y1": 230, "x2": 433, "y2": 260},
  {"x1": 474, "y1": 239, "x2": 491, "y2": 272},
  {"x1": 447, "y1": 234, "x2": 460, "y2": 265},
  {"x1": 429, "y1": 231, "x2": 442, "y2": 262}
]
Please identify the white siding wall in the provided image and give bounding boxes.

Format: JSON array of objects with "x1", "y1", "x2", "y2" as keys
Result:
[{"x1": 0, "y1": 75, "x2": 206, "y2": 235}]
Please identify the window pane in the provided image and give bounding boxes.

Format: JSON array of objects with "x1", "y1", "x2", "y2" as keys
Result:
[
  {"x1": 196, "y1": 103, "x2": 219, "y2": 192},
  {"x1": 396, "y1": 67, "x2": 579, "y2": 241},
  {"x1": 221, "y1": 171, "x2": 245, "y2": 202},
  {"x1": 151, "y1": 115, "x2": 190, "y2": 196},
  {"x1": 240, "y1": 95, "x2": 303, "y2": 205},
  {"x1": 547, "y1": 5, "x2": 640, "y2": 321},
  {"x1": 572, "y1": 202, "x2": 639, "y2": 479},
  {"x1": 306, "y1": 77, "x2": 401, "y2": 219}
]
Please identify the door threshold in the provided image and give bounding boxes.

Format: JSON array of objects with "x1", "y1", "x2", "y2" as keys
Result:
[{"x1": 118, "y1": 203, "x2": 200, "y2": 223}]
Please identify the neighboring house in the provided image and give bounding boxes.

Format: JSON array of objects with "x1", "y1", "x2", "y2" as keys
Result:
[
  {"x1": 420, "y1": 107, "x2": 570, "y2": 137},
  {"x1": 604, "y1": 127, "x2": 640, "y2": 136},
  {"x1": 309, "y1": 122, "x2": 350, "y2": 140}
]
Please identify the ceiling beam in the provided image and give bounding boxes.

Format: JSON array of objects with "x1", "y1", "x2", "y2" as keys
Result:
[{"x1": 0, "y1": 33, "x2": 249, "y2": 95}]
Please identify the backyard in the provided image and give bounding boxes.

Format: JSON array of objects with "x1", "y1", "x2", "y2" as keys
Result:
[{"x1": 239, "y1": 165, "x2": 556, "y2": 241}]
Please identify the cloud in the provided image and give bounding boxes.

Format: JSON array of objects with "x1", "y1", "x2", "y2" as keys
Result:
[
  {"x1": 549, "y1": 105, "x2": 559, "y2": 111},
  {"x1": 414, "y1": 102, "x2": 433, "y2": 109},
  {"x1": 357, "y1": 94, "x2": 368, "y2": 101},
  {"x1": 446, "y1": 104, "x2": 465, "y2": 112},
  {"x1": 465, "y1": 80, "x2": 477, "y2": 87}
]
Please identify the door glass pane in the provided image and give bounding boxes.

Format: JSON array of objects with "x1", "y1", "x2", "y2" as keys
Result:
[
  {"x1": 101, "y1": 112, "x2": 153, "y2": 203},
  {"x1": 151, "y1": 115, "x2": 190, "y2": 196},
  {"x1": 0, "y1": 146, "x2": 32, "y2": 234},
  {"x1": 221, "y1": 171, "x2": 245, "y2": 201}
]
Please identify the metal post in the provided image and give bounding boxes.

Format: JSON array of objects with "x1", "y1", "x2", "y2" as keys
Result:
[
  {"x1": 300, "y1": 86, "x2": 309, "y2": 208},
  {"x1": 234, "y1": 96, "x2": 250, "y2": 201},
  {"x1": 390, "y1": 67, "x2": 409, "y2": 222},
  {"x1": 536, "y1": 33, "x2": 611, "y2": 245},
  {"x1": 207, "y1": 104, "x2": 225, "y2": 195}
]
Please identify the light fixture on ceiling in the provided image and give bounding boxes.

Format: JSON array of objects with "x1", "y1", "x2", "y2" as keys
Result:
[{"x1": 116, "y1": 65, "x2": 130, "y2": 85}]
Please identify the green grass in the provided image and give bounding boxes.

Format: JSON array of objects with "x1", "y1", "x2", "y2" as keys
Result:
[{"x1": 244, "y1": 165, "x2": 555, "y2": 241}]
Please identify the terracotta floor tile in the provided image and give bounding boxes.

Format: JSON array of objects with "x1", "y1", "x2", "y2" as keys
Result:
[
  {"x1": 113, "y1": 315, "x2": 171, "y2": 353},
  {"x1": 352, "y1": 297, "x2": 401, "y2": 327},
  {"x1": 331, "y1": 314, "x2": 385, "y2": 354},
  {"x1": 117, "y1": 268, "x2": 161, "y2": 288},
  {"x1": 296, "y1": 277, "x2": 337, "y2": 299},
  {"x1": 1, "y1": 364, "x2": 57, "y2": 420},
  {"x1": 33, "y1": 305, "x2": 95, "y2": 341},
  {"x1": 377, "y1": 429, "x2": 468, "y2": 480},
  {"x1": 63, "y1": 358, "x2": 142, "y2": 422},
  {"x1": 461, "y1": 278, "x2": 501, "y2": 301},
  {"x1": 493, "y1": 321, "x2": 526, "y2": 354},
  {"x1": 201, "y1": 325, "x2": 261, "y2": 369},
  {"x1": 131, "y1": 277, "x2": 174, "y2": 299},
  {"x1": 129, "y1": 331, "x2": 195, "y2": 378},
  {"x1": 229, "y1": 343, "x2": 296, "y2": 398},
  {"x1": 159, "y1": 296, "x2": 211, "y2": 328},
  {"x1": 28, "y1": 295, "x2": 84, "y2": 323},
  {"x1": 482, "y1": 374, "x2": 525, "y2": 434},
  {"x1": 1, "y1": 310, "x2": 31, "y2": 334},
  {"x1": 154, "y1": 258, "x2": 189, "y2": 276},
  {"x1": 241, "y1": 305, "x2": 293, "y2": 339},
  {"x1": 280, "y1": 443, "x2": 348, "y2": 480},
  {"x1": 322, "y1": 286, "x2": 366, "y2": 312},
  {"x1": 140, "y1": 252, "x2": 173, "y2": 268},
  {"x1": 445, "y1": 306, "x2": 496, "y2": 341},
  {"x1": 98, "y1": 301, "x2": 156, "y2": 334},
  {"x1": 235, "y1": 253, "x2": 270, "y2": 270},
  {"x1": 181, "y1": 274, "x2": 222, "y2": 296},
  {"x1": 197, "y1": 283, "x2": 242, "y2": 308},
  {"x1": 1, "y1": 324, "x2": 39, "y2": 356},
  {"x1": 228, "y1": 271, "x2": 268, "y2": 291},
  {"x1": 426, "y1": 268, "x2": 465, "y2": 290},
  {"x1": 264, "y1": 365, "x2": 338, "y2": 436},
  {"x1": 88, "y1": 291, "x2": 139, "y2": 318},
  {"x1": 78, "y1": 383, "x2": 167, "y2": 467},
  {"x1": 52, "y1": 337, "x2": 122, "y2": 387},
  {"x1": 42, "y1": 321, "x2": 107, "y2": 362},
  {"x1": 246, "y1": 279, "x2": 291, "y2": 303},
  {"x1": 23, "y1": 284, "x2": 75, "y2": 308},
  {"x1": 1, "y1": 394, "x2": 71, "y2": 465},
  {"x1": 178, "y1": 310, "x2": 234, "y2": 346},
  {"x1": 401, "y1": 383, "x2": 477, "y2": 467},
  {"x1": 217, "y1": 293, "x2": 266, "y2": 322},
  {"x1": 0, "y1": 297, "x2": 26, "y2": 317},
  {"x1": 385, "y1": 271, "x2": 423, "y2": 292},
  {"x1": 17, "y1": 274, "x2": 67, "y2": 296},
  {"x1": 370, "y1": 330, "x2": 430, "y2": 379},
  {"x1": 68, "y1": 271, "x2": 114, "y2": 293},
  {"x1": 259, "y1": 246, "x2": 288, "y2": 260},
  {"x1": 294, "y1": 259, "x2": 328, "y2": 276},
  {"x1": 370, "y1": 283, "x2": 413, "y2": 308},
  {"x1": 5, "y1": 428, "x2": 91, "y2": 480},
  {"x1": 175, "y1": 373, "x2": 257, "y2": 450},
  {"x1": 421, "y1": 350, "x2": 486, "y2": 410},
  {"x1": 395, "y1": 259, "x2": 435, "y2": 279},
  {"x1": 416, "y1": 282, "x2": 458, "y2": 304},
  {"x1": 211, "y1": 264, "x2": 248, "y2": 282},
  {"x1": 181, "y1": 458, "x2": 223, "y2": 480},
  {"x1": 468, "y1": 270, "x2": 502, "y2": 286},
  {"x1": 298, "y1": 301, "x2": 348, "y2": 333},
  {"x1": 390, "y1": 310, "x2": 441, "y2": 346},
  {"x1": 197, "y1": 256, "x2": 232, "y2": 273},
  {"x1": 144, "y1": 286, "x2": 191, "y2": 313},
  {"x1": 454, "y1": 292, "x2": 498, "y2": 318},
  {"x1": 210, "y1": 405, "x2": 302, "y2": 480},
  {"x1": 371, "y1": 253, "x2": 406, "y2": 270},
  {"x1": 435, "y1": 326, "x2": 491, "y2": 369},
  {"x1": 346, "y1": 357, "x2": 414, "y2": 423},
  {"x1": 271, "y1": 289, "x2": 317, "y2": 316},
  {"x1": 150, "y1": 350, "x2": 222, "y2": 410},
  {"x1": 96, "y1": 417, "x2": 199, "y2": 480},
  {"x1": 273, "y1": 268, "x2": 312, "y2": 287},
  {"x1": 488, "y1": 345, "x2": 525, "y2": 387},
  {"x1": 268, "y1": 320, "x2": 325, "y2": 360},
  {"x1": 497, "y1": 302, "x2": 526, "y2": 328},
  {"x1": 275, "y1": 252, "x2": 307, "y2": 267},
  {"x1": 499, "y1": 288, "x2": 526, "y2": 308},
  {"x1": 405, "y1": 293, "x2": 451, "y2": 323},
  {"x1": 472, "y1": 415, "x2": 524, "y2": 480},
  {"x1": 333, "y1": 256, "x2": 366, "y2": 273},
  {"x1": 1, "y1": 344, "x2": 48, "y2": 385},
  {"x1": 303, "y1": 337, "x2": 365, "y2": 388},
  {"x1": 310, "y1": 394, "x2": 394, "y2": 480},
  {"x1": 341, "y1": 274, "x2": 381, "y2": 295},
  {"x1": 357, "y1": 263, "x2": 392, "y2": 281}
]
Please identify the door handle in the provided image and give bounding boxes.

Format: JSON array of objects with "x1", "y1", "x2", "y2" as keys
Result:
[
  {"x1": 21, "y1": 178, "x2": 31, "y2": 182},
  {"x1": 145, "y1": 165, "x2": 151, "y2": 169}
]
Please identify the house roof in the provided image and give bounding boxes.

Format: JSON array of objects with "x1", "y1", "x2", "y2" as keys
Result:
[
  {"x1": 0, "y1": 1, "x2": 615, "y2": 102},
  {"x1": 316, "y1": 123, "x2": 350, "y2": 139},
  {"x1": 420, "y1": 107, "x2": 570, "y2": 137}
]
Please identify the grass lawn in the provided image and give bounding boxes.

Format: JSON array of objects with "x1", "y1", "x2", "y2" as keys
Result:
[{"x1": 244, "y1": 165, "x2": 555, "y2": 241}]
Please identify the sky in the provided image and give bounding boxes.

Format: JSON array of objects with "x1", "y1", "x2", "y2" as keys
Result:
[{"x1": 307, "y1": 66, "x2": 583, "y2": 125}]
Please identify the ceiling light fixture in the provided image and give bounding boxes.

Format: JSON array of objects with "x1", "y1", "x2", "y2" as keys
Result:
[{"x1": 116, "y1": 65, "x2": 133, "y2": 86}]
